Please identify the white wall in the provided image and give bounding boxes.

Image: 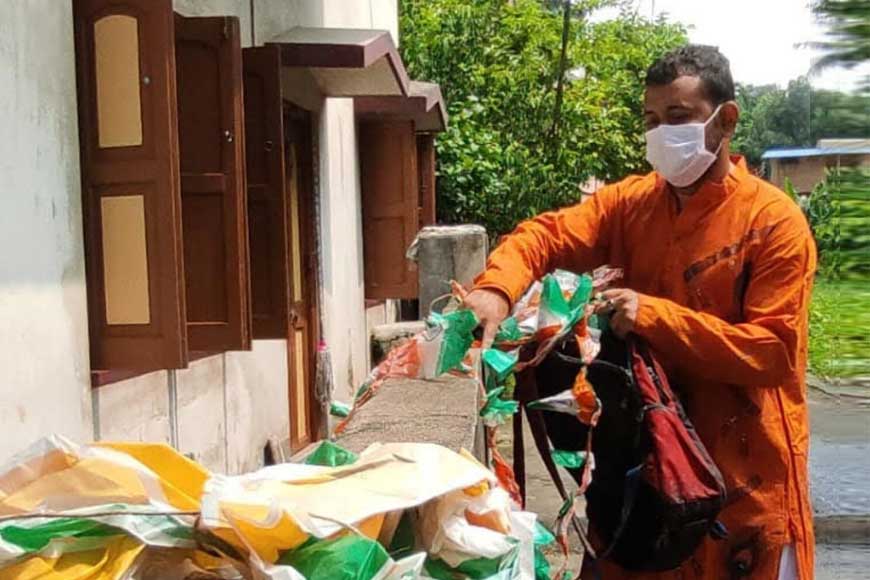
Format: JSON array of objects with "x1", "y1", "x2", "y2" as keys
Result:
[
  {"x1": 174, "y1": 0, "x2": 254, "y2": 46},
  {"x1": 254, "y1": 0, "x2": 323, "y2": 42},
  {"x1": 95, "y1": 371, "x2": 171, "y2": 444},
  {"x1": 314, "y1": 0, "x2": 401, "y2": 398},
  {"x1": 322, "y1": 0, "x2": 399, "y2": 45},
  {"x1": 96, "y1": 342, "x2": 289, "y2": 474},
  {"x1": 215, "y1": 0, "x2": 398, "y2": 46},
  {"x1": 318, "y1": 98, "x2": 370, "y2": 398},
  {"x1": 0, "y1": 1, "x2": 93, "y2": 463},
  {"x1": 225, "y1": 341, "x2": 290, "y2": 473}
]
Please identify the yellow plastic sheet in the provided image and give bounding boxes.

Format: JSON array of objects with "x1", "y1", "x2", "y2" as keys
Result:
[{"x1": 0, "y1": 537, "x2": 144, "y2": 580}]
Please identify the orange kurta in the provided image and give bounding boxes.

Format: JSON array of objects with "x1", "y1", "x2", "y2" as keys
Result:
[{"x1": 475, "y1": 157, "x2": 816, "y2": 579}]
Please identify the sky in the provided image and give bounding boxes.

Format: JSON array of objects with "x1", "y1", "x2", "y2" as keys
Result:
[{"x1": 590, "y1": 0, "x2": 870, "y2": 93}]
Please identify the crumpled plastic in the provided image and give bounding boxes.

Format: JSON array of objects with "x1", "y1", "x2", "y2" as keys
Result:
[
  {"x1": 423, "y1": 310, "x2": 479, "y2": 378},
  {"x1": 526, "y1": 369, "x2": 600, "y2": 428},
  {"x1": 550, "y1": 450, "x2": 587, "y2": 470},
  {"x1": 479, "y1": 349, "x2": 521, "y2": 429},
  {"x1": 334, "y1": 309, "x2": 479, "y2": 435},
  {"x1": 0, "y1": 437, "x2": 548, "y2": 580},
  {"x1": 482, "y1": 349, "x2": 518, "y2": 394},
  {"x1": 304, "y1": 441, "x2": 358, "y2": 467},
  {"x1": 507, "y1": 271, "x2": 602, "y2": 373},
  {"x1": 480, "y1": 387, "x2": 520, "y2": 428},
  {"x1": 0, "y1": 436, "x2": 209, "y2": 579},
  {"x1": 551, "y1": 492, "x2": 584, "y2": 580},
  {"x1": 277, "y1": 535, "x2": 390, "y2": 580},
  {"x1": 494, "y1": 317, "x2": 523, "y2": 344},
  {"x1": 532, "y1": 520, "x2": 556, "y2": 580},
  {"x1": 330, "y1": 401, "x2": 352, "y2": 418},
  {"x1": 418, "y1": 486, "x2": 538, "y2": 580}
]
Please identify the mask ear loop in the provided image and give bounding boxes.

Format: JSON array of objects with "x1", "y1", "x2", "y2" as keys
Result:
[{"x1": 705, "y1": 103, "x2": 726, "y2": 156}]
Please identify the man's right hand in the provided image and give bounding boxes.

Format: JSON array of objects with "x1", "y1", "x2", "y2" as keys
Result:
[{"x1": 463, "y1": 288, "x2": 511, "y2": 349}]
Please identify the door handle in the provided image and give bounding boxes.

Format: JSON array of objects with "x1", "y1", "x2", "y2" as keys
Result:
[{"x1": 289, "y1": 303, "x2": 304, "y2": 329}]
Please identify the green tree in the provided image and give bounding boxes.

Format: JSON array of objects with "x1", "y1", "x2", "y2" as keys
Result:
[
  {"x1": 731, "y1": 77, "x2": 870, "y2": 168},
  {"x1": 399, "y1": 0, "x2": 686, "y2": 236},
  {"x1": 812, "y1": 0, "x2": 870, "y2": 71},
  {"x1": 731, "y1": 78, "x2": 812, "y2": 167},
  {"x1": 811, "y1": 88, "x2": 870, "y2": 137}
]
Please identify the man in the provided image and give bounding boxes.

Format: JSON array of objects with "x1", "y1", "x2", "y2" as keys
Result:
[{"x1": 466, "y1": 45, "x2": 816, "y2": 579}]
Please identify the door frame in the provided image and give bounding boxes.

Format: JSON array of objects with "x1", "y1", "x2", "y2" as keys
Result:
[{"x1": 283, "y1": 102, "x2": 322, "y2": 451}]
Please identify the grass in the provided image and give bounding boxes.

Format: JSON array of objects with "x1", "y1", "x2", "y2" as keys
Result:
[{"x1": 809, "y1": 278, "x2": 870, "y2": 379}]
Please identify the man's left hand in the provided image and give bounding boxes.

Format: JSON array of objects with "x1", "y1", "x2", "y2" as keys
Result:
[{"x1": 594, "y1": 288, "x2": 639, "y2": 338}]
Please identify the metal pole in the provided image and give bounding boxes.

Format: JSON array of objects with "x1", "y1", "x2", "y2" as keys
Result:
[{"x1": 550, "y1": 0, "x2": 572, "y2": 142}]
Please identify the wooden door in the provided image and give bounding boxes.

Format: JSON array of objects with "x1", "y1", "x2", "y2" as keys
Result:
[
  {"x1": 175, "y1": 14, "x2": 251, "y2": 353},
  {"x1": 285, "y1": 106, "x2": 319, "y2": 451}
]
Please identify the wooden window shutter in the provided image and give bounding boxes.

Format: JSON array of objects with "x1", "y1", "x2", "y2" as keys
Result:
[
  {"x1": 417, "y1": 134, "x2": 437, "y2": 227},
  {"x1": 175, "y1": 14, "x2": 251, "y2": 352},
  {"x1": 359, "y1": 121, "x2": 420, "y2": 300},
  {"x1": 243, "y1": 46, "x2": 289, "y2": 339},
  {"x1": 73, "y1": 0, "x2": 188, "y2": 371}
]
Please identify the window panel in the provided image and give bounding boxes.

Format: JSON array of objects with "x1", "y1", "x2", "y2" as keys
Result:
[
  {"x1": 100, "y1": 195, "x2": 151, "y2": 325},
  {"x1": 75, "y1": 0, "x2": 188, "y2": 373},
  {"x1": 175, "y1": 14, "x2": 250, "y2": 352},
  {"x1": 359, "y1": 121, "x2": 420, "y2": 300},
  {"x1": 94, "y1": 15, "x2": 143, "y2": 148},
  {"x1": 243, "y1": 45, "x2": 288, "y2": 340}
]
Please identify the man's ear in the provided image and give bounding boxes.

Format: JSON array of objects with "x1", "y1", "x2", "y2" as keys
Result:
[{"x1": 720, "y1": 100, "x2": 739, "y2": 138}]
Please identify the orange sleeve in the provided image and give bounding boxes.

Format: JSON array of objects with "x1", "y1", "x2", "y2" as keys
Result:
[
  {"x1": 634, "y1": 210, "x2": 817, "y2": 387},
  {"x1": 473, "y1": 184, "x2": 620, "y2": 305}
]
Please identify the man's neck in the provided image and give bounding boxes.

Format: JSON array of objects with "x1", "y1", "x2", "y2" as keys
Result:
[{"x1": 672, "y1": 149, "x2": 733, "y2": 197}]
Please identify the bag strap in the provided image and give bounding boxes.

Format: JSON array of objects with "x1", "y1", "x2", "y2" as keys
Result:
[
  {"x1": 514, "y1": 367, "x2": 598, "y2": 568},
  {"x1": 512, "y1": 398, "x2": 527, "y2": 506},
  {"x1": 515, "y1": 371, "x2": 573, "y2": 499},
  {"x1": 596, "y1": 463, "x2": 643, "y2": 561}
]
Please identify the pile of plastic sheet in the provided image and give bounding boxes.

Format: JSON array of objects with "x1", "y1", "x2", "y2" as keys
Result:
[{"x1": 0, "y1": 436, "x2": 557, "y2": 580}]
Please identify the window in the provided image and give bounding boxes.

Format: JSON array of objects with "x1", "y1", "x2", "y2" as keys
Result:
[
  {"x1": 359, "y1": 121, "x2": 421, "y2": 300},
  {"x1": 175, "y1": 14, "x2": 249, "y2": 353},
  {"x1": 74, "y1": 0, "x2": 250, "y2": 375},
  {"x1": 243, "y1": 45, "x2": 290, "y2": 339},
  {"x1": 359, "y1": 124, "x2": 440, "y2": 301}
]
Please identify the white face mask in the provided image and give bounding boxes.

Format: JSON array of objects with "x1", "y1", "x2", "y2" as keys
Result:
[{"x1": 645, "y1": 105, "x2": 724, "y2": 188}]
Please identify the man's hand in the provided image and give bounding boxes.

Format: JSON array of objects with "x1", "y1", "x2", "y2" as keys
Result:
[
  {"x1": 463, "y1": 288, "x2": 511, "y2": 348},
  {"x1": 594, "y1": 288, "x2": 639, "y2": 338}
]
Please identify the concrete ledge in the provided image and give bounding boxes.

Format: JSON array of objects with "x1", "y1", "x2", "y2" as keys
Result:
[
  {"x1": 336, "y1": 375, "x2": 485, "y2": 460},
  {"x1": 807, "y1": 374, "x2": 870, "y2": 401},
  {"x1": 815, "y1": 515, "x2": 870, "y2": 544}
]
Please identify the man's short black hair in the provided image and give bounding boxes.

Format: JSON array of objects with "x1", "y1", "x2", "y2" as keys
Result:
[{"x1": 645, "y1": 44, "x2": 735, "y2": 104}]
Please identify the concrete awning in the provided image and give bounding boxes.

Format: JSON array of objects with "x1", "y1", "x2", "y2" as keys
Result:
[
  {"x1": 268, "y1": 27, "x2": 410, "y2": 97},
  {"x1": 355, "y1": 81, "x2": 449, "y2": 132}
]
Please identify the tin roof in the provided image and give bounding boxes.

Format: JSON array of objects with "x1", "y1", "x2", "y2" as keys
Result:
[{"x1": 762, "y1": 143, "x2": 870, "y2": 160}]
